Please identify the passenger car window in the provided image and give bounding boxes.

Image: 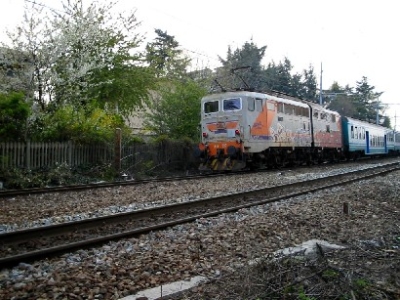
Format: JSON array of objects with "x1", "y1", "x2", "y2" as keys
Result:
[
  {"x1": 204, "y1": 101, "x2": 218, "y2": 113},
  {"x1": 223, "y1": 98, "x2": 241, "y2": 111}
]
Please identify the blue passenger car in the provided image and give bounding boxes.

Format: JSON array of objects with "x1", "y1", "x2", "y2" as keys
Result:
[
  {"x1": 342, "y1": 116, "x2": 388, "y2": 157},
  {"x1": 388, "y1": 130, "x2": 400, "y2": 154}
]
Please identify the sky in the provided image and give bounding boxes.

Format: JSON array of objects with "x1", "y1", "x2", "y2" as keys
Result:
[{"x1": 1, "y1": 0, "x2": 400, "y2": 128}]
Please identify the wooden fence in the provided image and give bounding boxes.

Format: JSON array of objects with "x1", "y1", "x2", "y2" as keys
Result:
[
  {"x1": 0, "y1": 140, "x2": 198, "y2": 171},
  {"x1": 0, "y1": 141, "x2": 113, "y2": 169}
]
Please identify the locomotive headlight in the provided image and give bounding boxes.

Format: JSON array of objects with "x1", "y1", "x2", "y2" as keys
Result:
[
  {"x1": 202, "y1": 132, "x2": 208, "y2": 138},
  {"x1": 235, "y1": 129, "x2": 240, "y2": 136}
]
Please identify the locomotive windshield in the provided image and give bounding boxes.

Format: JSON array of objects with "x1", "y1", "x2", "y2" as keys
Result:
[
  {"x1": 204, "y1": 101, "x2": 218, "y2": 113},
  {"x1": 223, "y1": 98, "x2": 241, "y2": 111}
]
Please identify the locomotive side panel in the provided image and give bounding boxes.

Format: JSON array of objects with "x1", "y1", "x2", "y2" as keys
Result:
[
  {"x1": 245, "y1": 96, "x2": 312, "y2": 151},
  {"x1": 310, "y1": 104, "x2": 343, "y2": 149}
]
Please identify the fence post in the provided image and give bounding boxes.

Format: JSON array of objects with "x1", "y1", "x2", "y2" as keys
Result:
[
  {"x1": 68, "y1": 140, "x2": 72, "y2": 166},
  {"x1": 26, "y1": 141, "x2": 30, "y2": 169},
  {"x1": 114, "y1": 128, "x2": 121, "y2": 173}
]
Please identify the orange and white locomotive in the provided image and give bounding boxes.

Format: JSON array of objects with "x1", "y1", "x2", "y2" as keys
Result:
[{"x1": 195, "y1": 90, "x2": 343, "y2": 171}]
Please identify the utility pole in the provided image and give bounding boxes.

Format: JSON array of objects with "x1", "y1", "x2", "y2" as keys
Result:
[
  {"x1": 319, "y1": 62, "x2": 323, "y2": 106},
  {"x1": 376, "y1": 101, "x2": 380, "y2": 125}
]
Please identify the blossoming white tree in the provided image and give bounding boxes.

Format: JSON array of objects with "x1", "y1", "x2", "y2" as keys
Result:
[{"x1": 2, "y1": 0, "x2": 154, "y2": 117}]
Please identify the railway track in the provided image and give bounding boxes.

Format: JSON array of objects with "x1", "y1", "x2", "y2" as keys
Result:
[
  {"x1": 0, "y1": 156, "x2": 392, "y2": 198},
  {"x1": 0, "y1": 161, "x2": 399, "y2": 269},
  {"x1": 0, "y1": 168, "x2": 264, "y2": 198}
]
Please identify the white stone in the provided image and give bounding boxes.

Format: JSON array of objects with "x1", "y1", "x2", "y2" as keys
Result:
[
  {"x1": 274, "y1": 239, "x2": 347, "y2": 257},
  {"x1": 120, "y1": 276, "x2": 207, "y2": 300}
]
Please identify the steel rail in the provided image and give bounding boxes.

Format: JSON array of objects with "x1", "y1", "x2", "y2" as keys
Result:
[{"x1": 0, "y1": 162, "x2": 399, "y2": 269}]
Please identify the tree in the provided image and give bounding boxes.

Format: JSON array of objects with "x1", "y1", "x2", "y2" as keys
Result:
[
  {"x1": 354, "y1": 76, "x2": 383, "y2": 123},
  {"x1": 144, "y1": 79, "x2": 207, "y2": 140},
  {"x1": 146, "y1": 29, "x2": 190, "y2": 79},
  {"x1": 300, "y1": 65, "x2": 317, "y2": 101},
  {"x1": 262, "y1": 57, "x2": 316, "y2": 99},
  {"x1": 144, "y1": 30, "x2": 207, "y2": 140},
  {"x1": 1, "y1": 4, "x2": 52, "y2": 108},
  {"x1": 0, "y1": 92, "x2": 30, "y2": 141},
  {"x1": 49, "y1": 0, "x2": 152, "y2": 112},
  {"x1": 217, "y1": 40, "x2": 267, "y2": 90},
  {"x1": 4, "y1": 0, "x2": 153, "y2": 115},
  {"x1": 327, "y1": 93, "x2": 358, "y2": 117},
  {"x1": 89, "y1": 59, "x2": 156, "y2": 118}
]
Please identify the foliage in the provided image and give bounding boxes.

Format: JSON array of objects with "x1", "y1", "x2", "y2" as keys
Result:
[
  {"x1": 354, "y1": 76, "x2": 384, "y2": 123},
  {"x1": 215, "y1": 41, "x2": 318, "y2": 101},
  {"x1": 0, "y1": 92, "x2": 30, "y2": 141},
  {"x1": 91, "y1": 64, "x2": 156, "y2": 118},
  {"x1": 216, "y1": 40, "x2": 267, "y2": 91},
  {"x1": 3, "y1": 0, "x2": 152, "y2": 116},
  {"x1": 146, "y1": 29, "x2": 190, "y2": 79},
  {"x1": 326, "y1": 78, "x2": 388, "y2": 126},
  {"x1": 326, "y1": 93, "x2": 358, "y2": 117},
  {"x1": 28, "y1": 104, "x2": 126, "y2": 143},
  {"x1": 144, "y1": 79, "x2": 207, "y2": 140},
  {"x1": 0, "y1": 162, "x2": 115, "y2": 189}
]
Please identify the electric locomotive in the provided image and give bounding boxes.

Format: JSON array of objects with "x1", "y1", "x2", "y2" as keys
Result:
[{"x1": 194, "y1": 91, "x2": 343, "y2": 171}]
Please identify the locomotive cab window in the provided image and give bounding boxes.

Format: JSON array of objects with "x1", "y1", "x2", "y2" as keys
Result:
[
  {"x1": 204, "y1": 101, "x2": 219, "y2": 113},
  {"x1": 248, "y1": 98, "x2": 255, "y2": 111},
  {"x1": 256, "y1": 98, "x2": 263, "y2": 111},
  {"x1": 267, "y1": 102, "x2": 275, "y2": 111},
  {"x1": 223, "y1": 98, "x2": 241, "y2": 111},
  {"x1": 285, "y1": 104, "x2": 294, "y2": 115},
  {"x1": 277, "y1": 102, "x2": 284, "y2": 113}
]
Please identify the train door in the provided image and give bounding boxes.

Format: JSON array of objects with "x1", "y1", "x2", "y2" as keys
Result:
[{"x1": 365, "y1": 131, "x2": 370, "y2": 154}]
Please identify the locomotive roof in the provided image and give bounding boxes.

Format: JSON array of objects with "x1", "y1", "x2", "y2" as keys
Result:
[
  {"x1": 202, "y1": 91, "x2": 309, "y2": 108},
  {"x1": 342, "y1": 116, "x2": 393, "y2": 130},
  {"x1": 202, "y1": 90, "x2": 340, "y2": 115}
]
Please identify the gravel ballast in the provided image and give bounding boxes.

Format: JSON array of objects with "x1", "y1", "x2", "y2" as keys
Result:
[{"x1": 0, "y1": 161, "x2": 399, "y2": 299}]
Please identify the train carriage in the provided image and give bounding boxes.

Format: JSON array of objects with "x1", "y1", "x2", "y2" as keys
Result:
[
  {"x1": 387, "y1": 130, "x2": 400, "y2": 154},
  {"x1": 342, "y1": 116, "x2": 389, "y2": 157}
]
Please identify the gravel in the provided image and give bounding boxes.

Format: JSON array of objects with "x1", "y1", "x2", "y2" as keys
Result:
[
  {"x1": 0, "y1": 159, "x2": 399, "y2": 299},
  {"x1": 0, "y1": 160, "x2": 396, "y2": 232}
]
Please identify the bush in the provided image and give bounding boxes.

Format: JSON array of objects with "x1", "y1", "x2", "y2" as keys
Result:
[
  {"x1": 0, "y1": 92, "x2": 30, "y2": 141},
  {"x1": 0, "y1": 163, "x2": 116, "y2": 189}
]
